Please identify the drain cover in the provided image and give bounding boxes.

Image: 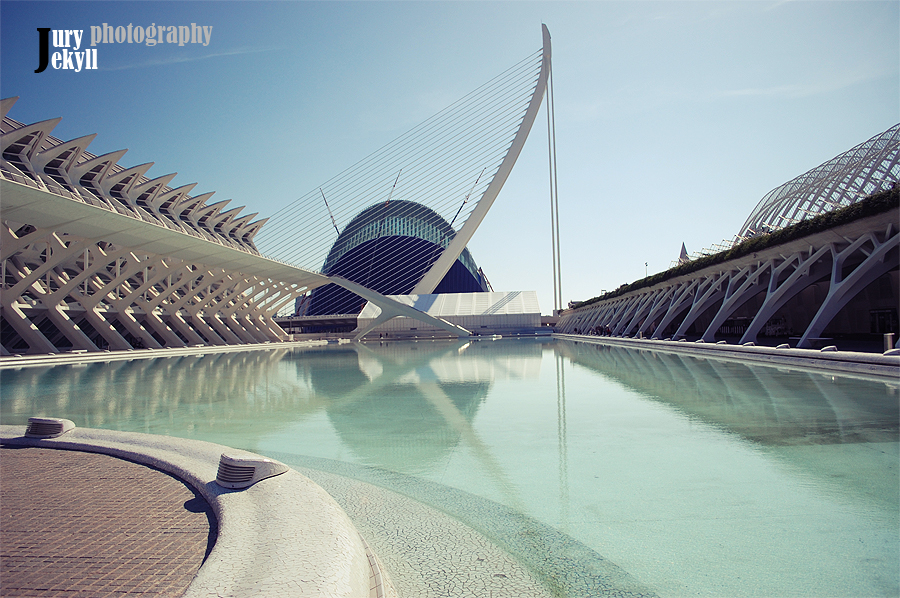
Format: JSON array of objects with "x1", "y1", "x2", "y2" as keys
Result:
[{"x1": 25, "y1": 417, "x2": 75, "y2": 438}]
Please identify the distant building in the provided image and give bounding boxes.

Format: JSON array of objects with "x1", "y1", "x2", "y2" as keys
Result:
[{"x1": 303, "y1": 201, "x2": 489, "y2": 316}]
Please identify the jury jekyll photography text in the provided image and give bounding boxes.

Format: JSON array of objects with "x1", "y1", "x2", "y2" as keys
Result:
[{"x1": 35, "y1": 23, "x2": 213, "y2": 73}]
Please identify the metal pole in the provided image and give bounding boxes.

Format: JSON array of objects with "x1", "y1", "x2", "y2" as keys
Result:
[
  {"x1": 549, "y1": 64, "x2": 562, "y2": 311},
  {"x1": 547, "y1": 69, "x2": 559, "y2": 313}
]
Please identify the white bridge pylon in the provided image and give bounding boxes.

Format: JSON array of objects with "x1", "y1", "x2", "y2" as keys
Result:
[{"x1": 254, "y1": 26, "x2": 553, "y2": 317}]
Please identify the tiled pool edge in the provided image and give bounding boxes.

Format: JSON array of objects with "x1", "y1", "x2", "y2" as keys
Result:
[{"x1": 0, "y1": 425, "x2": 393, "y2": 598}]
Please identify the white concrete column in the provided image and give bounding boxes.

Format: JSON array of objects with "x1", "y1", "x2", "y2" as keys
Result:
[
  {"x1": 739, "y1": 246, "x2": 833, "y2": 345},
  {"x1": 700, "y1": 262, "x2": 772, "y2": 342},
  {"x1": 799, "y1": 230, "x2": 899, "y2": 347}
]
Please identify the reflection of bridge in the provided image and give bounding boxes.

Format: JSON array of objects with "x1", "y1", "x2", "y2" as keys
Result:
[
  {"x1": 1, "y1": 28, "x2": 553, "y2": 355},
  {"x1": 558, "y1": 126, "x2": 899, "y2": 350},
  {"x1": 1, "y1": 338, "x2": 545, "y2": 507}
]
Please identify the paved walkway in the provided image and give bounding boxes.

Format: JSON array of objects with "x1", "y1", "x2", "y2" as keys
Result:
[{"x1": 1, "y1": 446, "x2": 215, "y2": 597}]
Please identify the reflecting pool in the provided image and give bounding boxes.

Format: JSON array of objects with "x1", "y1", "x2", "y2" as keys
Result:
[{"x1": 2, "y1": 338, "x2": 898, "y2": 598}]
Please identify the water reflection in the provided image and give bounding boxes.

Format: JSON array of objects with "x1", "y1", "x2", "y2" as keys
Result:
[
  {"x1": 311, "y1": 340, "x2": 542, "y2": 504},
  {"x1": 2, "y1": 339, "x2": 897, "y2": 597},
  {"x1": 4, "y1": 339, "x2": 895, "y2": 455},
  {"x1": 1, "y1": 349, "x2": 328, "y2": 435},
  {"x1": 0, "y1": 339, "x2": 544, "y2": 479},
  {"x1": 556, "y1": 340, "x2": 899, "y2": 446},
  {"x1": 309, "y1": 343, "x2": 494, "y2": 472}
]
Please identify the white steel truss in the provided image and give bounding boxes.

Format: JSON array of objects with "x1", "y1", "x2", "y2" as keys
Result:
[
  {"x1": 2, "y1": 27, "x2": 554, "y2": 352},
  {"x1": 563, "y1": 125, "x2": 900, "y2": 349},
  {"x1": 0, "y1": 98, "x2": 267, "y2": 252},
  {"x1": 676, "y1": 124, "x2": 899, "y2": 266},
  {"x1": 0, "y1": 221, "x2": 322, "y2": 354},
  {"x1": 0, "y1": 97, "x2": 332, "y2": 354}
]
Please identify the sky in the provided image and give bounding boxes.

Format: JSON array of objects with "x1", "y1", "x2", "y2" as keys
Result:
[{"x1": 2, "y1": 1, "x2": 897, "y2": 314}]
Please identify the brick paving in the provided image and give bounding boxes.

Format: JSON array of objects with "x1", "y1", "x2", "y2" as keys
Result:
[{"x1": 1, "y1": 446, "x2": 216, "y2": 597}]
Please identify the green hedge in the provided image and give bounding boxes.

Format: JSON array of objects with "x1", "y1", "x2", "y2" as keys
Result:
[{"x1": 570, "y1": 186, "x2": 899, "y2": 310}]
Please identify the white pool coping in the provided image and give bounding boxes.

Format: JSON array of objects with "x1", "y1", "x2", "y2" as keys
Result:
[
  {"x1": 0, "y1": 340, "x2": 339, "y2": 370},
  {"x1": 0, "y1": 425, "x2": 392, "y2": 598}
]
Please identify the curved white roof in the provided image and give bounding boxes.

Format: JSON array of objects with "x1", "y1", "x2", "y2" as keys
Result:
[{"x1": 0, "y1": 96, "x2": 266, "y2": 252}]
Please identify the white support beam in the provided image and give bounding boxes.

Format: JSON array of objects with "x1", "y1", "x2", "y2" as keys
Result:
[{"x1": 325, "y1": 276, "x2": 470, "y2": 341}]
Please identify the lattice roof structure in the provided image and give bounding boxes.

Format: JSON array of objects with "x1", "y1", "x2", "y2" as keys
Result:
[{"x1": 738, "y1": 124, "x2": 900, "y2": 240}]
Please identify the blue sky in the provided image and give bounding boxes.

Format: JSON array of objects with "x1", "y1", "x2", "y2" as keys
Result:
[{"x1": 2, "y1": 1, "x2": 897, "y2": 314}]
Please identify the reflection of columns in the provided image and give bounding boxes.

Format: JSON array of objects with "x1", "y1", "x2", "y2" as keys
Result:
[
  {"x1": 746, "y1": 364, "x2": 804, "y2": 425},
  {"x1": 352, "y1": 342, "x2": 521, "y2": 506},
  {"x1": 417, "y1": 380, "x2": 523, "y2": 511},
  {"x1": 703, "y1": 357, "x2": 769, "y2": 411},
  {"x1": 652, "y1": 352, "x2": 700, "y2": 394},
  {"x1": 556, "y1": 350, "x2": 568, "y2": 530},
  {"x1": 808, "y1": 374, "x2": 864, "y2": 441}
]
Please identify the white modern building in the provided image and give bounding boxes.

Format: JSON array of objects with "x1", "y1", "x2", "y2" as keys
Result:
[
  {"x1": 558, "y1": 125, "x2": 899, "y2": 349},
  {"x1": 356, "y1": 291, "x2": 542, "y2": 339}
]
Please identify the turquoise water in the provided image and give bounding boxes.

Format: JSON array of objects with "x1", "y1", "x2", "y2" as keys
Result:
[{"x1": 2, "y1": 338, "x2": 897, "y2": 597}]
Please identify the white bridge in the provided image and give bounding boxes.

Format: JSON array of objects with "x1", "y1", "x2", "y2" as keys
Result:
[{"x1": 1, "y1": 27, "x2": 553, "y2": 354}]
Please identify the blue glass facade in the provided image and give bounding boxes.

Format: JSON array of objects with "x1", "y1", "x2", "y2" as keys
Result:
[{"x1": 304, "y1": 201, "x2": 487, "y2": 316}]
